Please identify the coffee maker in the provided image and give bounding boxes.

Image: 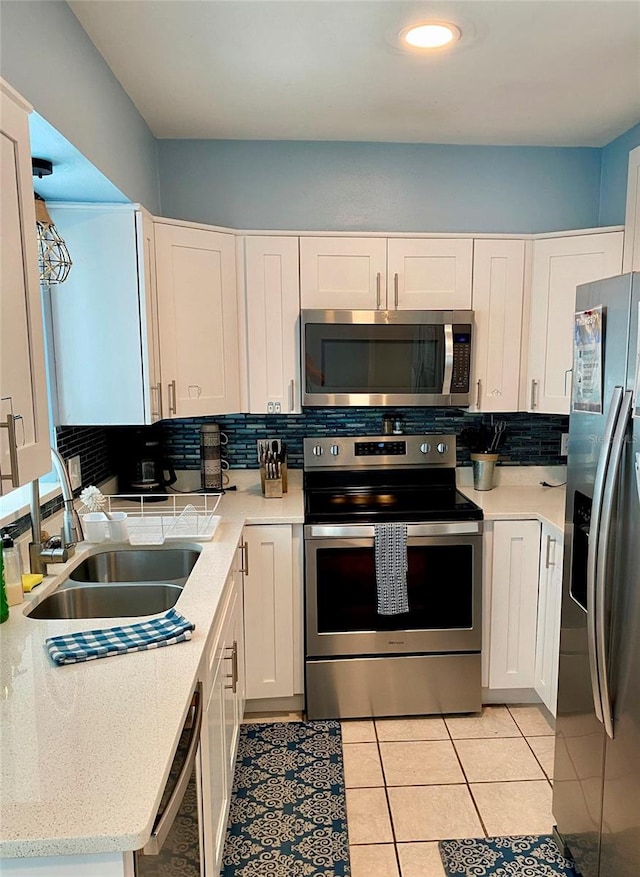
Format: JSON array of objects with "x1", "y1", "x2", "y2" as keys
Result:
[{"x1": 118, "y1": 429, "x2": 177, "y2": 499}]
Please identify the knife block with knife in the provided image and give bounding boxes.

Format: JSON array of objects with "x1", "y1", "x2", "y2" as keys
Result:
[{"x1": 257, "y1": 439, "x2": 288, "y2": 498}]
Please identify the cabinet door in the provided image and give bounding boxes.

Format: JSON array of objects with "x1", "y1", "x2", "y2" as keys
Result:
[
  {"x1": 155, "y1": 223, "x2": 240, "y2": 417},
  {"x1": 527, "y1": 232, "x2": 623, "y2": 414},
  {"x1": 0, "y1": 82, "x2": 50, "y2": 490},
  {"x1": 201, "y1": 646, "x2": 228, "y2": 877},
  {"x1": 299, "y1": 237, "x2": 386, "y2": 309},
  {"x1": 137, "y1": 209, "x2": 163, "y2": 422},
  {"x1": 387, "y1": 238, "x2": 473, "y2": 309},
  {"x1": 244, "y1": 236, "x2": 301, "y2": 413},
  {"x1": 622, "y1": 145, "x2": 640, "y2": 273},
  {"x1": 534, "y1": 525, "x2": 564, "y2": 716},
  {"x1": 471, "y1": 240, "x2": 526, "y2": 412},
  {"x1": 489, "y1": 520, "x2": 541, "y2": 689},
  {"x1": 48, "y1": 205, "x2": 148, "y2": 425},
  {"x1": 242, "y1": 524, "x2": 294, "y2": 700}
]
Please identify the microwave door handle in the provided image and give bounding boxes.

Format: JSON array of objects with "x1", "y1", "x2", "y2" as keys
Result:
[
  {"x1": 596, "y1": 389, "x2": 632, "y2": 740},
  {"x1": 587, "y1": 386, "x2": 623, "y2": 726},
  {"x1": 141, "y1": 684, "x2": 203, "y2": 855},
  {"x1": 442, "y1": 324, "x2": 454, "y2": 395}
]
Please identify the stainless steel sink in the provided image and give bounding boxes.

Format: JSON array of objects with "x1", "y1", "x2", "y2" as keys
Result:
[
  {"x1": 28, "y1": 582, "x2": 183, "y2": 620},
  {"x1": 67, "y1": 547, "x2": 201, "y2": 587}
]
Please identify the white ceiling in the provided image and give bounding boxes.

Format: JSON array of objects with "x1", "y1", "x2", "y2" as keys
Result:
[{"x1": 69, "y1": 0, "x2": 640, "y2": 147}]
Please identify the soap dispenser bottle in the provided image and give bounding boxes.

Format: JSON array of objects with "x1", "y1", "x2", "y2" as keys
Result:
[{"x1": 1, "y1": 532, "x2": 23, "y2": 606}]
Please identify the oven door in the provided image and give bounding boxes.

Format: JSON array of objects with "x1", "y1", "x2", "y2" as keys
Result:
[{"x1": 304, "y1": 522, "x2": 482, "y2": 657}]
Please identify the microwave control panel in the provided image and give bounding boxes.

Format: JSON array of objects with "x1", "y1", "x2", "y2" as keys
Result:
[{"x1": 451, "y1": 325, "x2": 472, "y2": 393}]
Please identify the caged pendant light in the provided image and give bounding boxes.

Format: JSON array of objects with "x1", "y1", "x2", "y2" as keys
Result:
[{"x1": 32, "y1": 158, "x2": 72, "y2": 284}]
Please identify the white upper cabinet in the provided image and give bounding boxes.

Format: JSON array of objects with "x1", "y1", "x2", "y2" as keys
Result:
[
  {"x1": 48, "y1": 204, "x2": 161, "y2": 426},
  {"x1": 470, "y1": 239, "x2": 526, "y2": 412},
  {"x1": 387, "y1": 238, "x2": 473, "y2": 309},
  {"x1": 299, "y1": 236, "x2": 473, "y2": 310},
  {"x1": 243, "y1": 236, "x2": 301, "y2": 414},
  {"x1": 155, "y1": 222, "x2": 240, "y2": 417},
  {"x1": 622, "y1": 144, "x2": 640, "y2": 273},
  {"x1": 526, "y1": 231, "x2": 623, "y2": 414},
  {"x1": 299, "y1": 237, "x2": 386, "y2": 309},
  {"x1": 0, "y1": 81, "x2": 51, "y2": 492}
]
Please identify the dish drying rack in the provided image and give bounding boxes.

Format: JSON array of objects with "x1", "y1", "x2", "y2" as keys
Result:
[{"x1": 103, "y1": 493, "x2": 222, "y2": 545}]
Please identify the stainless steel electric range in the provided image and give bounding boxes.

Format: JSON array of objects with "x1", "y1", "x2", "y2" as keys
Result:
[{"x1": 303, "y1": 434, "x2": 483, "y2": 720}]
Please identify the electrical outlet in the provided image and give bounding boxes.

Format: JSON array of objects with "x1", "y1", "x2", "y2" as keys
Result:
[
  {"x1": 68, "y1": 455, "x2": 82, "y2": 490},
  {"x1": 560, "y1": 433, "x2": 569, "y2": 457}
]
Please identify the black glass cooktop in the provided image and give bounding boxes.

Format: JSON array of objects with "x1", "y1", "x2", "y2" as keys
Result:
[{"x1": 304, "y1": 479, "x2": 483, "y2": 524}]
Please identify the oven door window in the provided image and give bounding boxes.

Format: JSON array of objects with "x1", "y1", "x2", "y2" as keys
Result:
[
  {"x1": 305, "y1": 323, "x2": 445, "y2": 394},
  {"x1": 315, "y1": 543, "x2": 473, "y2": 632}
]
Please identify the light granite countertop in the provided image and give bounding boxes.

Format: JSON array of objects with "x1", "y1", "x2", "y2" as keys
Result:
[
  {"x1": 1, "y1": 467, "x2": 564, "y2": 859},
  {"x1": 0, "y1": 471, "x2": 303, "y2": 859}
]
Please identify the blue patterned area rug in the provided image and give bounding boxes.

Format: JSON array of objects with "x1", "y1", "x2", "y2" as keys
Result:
[
  {"x1": 439, "y1": 835, "x2": 581, "y2": 876},
  {"x1": 221, "y1": 720, "x2": 350, "y2": 876}
]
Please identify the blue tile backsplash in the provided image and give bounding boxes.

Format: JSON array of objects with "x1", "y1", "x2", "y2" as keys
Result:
[{"x1": 154, "y1": 408, "x2": 569, "y2": 470}]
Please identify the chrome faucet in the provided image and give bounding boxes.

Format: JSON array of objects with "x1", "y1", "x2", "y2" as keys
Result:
[{"x1": 29, "y1": 448, "x2": 85, "y2": 575}]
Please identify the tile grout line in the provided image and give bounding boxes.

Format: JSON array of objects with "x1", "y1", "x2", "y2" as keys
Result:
[{"x1": 374, "y1": 719, "x2": 404, "y2": 877}]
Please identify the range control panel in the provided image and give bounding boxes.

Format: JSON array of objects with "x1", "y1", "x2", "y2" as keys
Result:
[{"x1": 303, "y1": 434, "x2": 456, "y2": 469}]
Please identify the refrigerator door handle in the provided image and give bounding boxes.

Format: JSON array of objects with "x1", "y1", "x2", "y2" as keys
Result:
[
  {"x1": 596, "y1": 389, "x2": 633, "y2": 740},
  {"x1": 587, "y1": 385, "x2": 623, "y2": 725}
]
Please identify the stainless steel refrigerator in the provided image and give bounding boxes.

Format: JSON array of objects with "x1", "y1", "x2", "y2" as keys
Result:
[{"x1": 553, "y1": 272, "x2": 640, "y2": 877}]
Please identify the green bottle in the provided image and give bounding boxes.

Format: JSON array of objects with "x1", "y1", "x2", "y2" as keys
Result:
[{"x1": 0, "y1": 541, "x2": 8, "y2": 623}]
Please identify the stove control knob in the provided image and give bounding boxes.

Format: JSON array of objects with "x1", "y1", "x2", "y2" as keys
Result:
[
  {"x1": 436, "y1": 442, "x2": 448, "y2": 454},
  {"x1": 312, "y1": 445, "x2": 324, "y2": 456},
  {"x1": 420, "y1": 442, "x2": 431, "y2": 454},
  {"x1": 330, "y1": 444, "x2": 340, "y2": 456}
]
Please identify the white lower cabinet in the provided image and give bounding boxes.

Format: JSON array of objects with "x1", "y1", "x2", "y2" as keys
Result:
[
  {"x1": 534, "y1": 523, "x2": 564, "y2": 716},
  {"x1": 242, "y1": 524, "x2": 300, "y2": 701},
  {"x1": 200, "y1": 549, "x2": 245, "y2": 877},
  {"x1": 488, "y1": 519, "x2": 541, "y2": 690}
]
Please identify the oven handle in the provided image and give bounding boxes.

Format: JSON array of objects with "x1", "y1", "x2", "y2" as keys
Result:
[{"x1": 305, "y1": 522, "x2": 482, "y2": 538}]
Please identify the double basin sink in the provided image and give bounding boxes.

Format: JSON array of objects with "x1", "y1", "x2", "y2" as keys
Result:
[{"x1": 28, "y1": 546, "x2": 202, "y2": 620}]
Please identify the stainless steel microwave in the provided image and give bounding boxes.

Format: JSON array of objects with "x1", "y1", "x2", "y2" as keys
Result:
[{"x1": 302, "y1": 309, "x2": 473, "y2": 407}]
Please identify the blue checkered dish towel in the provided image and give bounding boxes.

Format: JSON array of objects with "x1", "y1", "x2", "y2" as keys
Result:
[{"x1": 46, "y1": 608, "x2": 196, "y2": 665}]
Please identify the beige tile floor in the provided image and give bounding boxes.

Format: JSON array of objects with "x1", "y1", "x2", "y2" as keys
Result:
[
  {"x1": 241, "y1": 704, "x2": 555, "y2": 876},
  {"x1": 342, "y1": 704, "x2": 555, "y2": 877}
]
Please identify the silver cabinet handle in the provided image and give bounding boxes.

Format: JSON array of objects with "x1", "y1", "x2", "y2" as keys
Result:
[
  {"x1": 476, "y1": 379, "x2": 482, "y2": 409},
  {"x1": 394, "y1": 272, "x2": 399, "y2": 308},
  {"x1": 224, "y1": 641, "x2": 238, "y2": 693},
  {"x1": 375, "y1": 272, "x2": 381, "y2": 309},
  {"x1": 587, "y1": 386, "x2": 623, "y2": 726},
  {"x1": 545, "y1": 534, "x2": 556, "y2": 569},
  {"x1": 239, "y1": 541, "x2": 249, "y2": 576},
  {"x1": 564, "y1": 368, "x2": 573, "y2": 396},
  {"x1": 142, "y1": 684, "x2": 203, "y2": 855},
  {"x1": 150, "y1": 382, "x2": 162, "y2": 419},
  {"x1": 289, "y1": 378, "x2": 295, "y2": 412},
  {"x1": 0, "y1": 412, "x2": 21, "y2": 490},
  {"x1": 168, "y1": 380, "x2": 177, "y2": 415},
  {"x1": 596, "y1": 389, "x2": 632, "y2": 740},
  {"x1": 530, "y1": 379, "x2": 538, "y2": 410}
]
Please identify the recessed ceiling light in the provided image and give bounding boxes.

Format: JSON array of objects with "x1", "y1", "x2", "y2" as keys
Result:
[{"x1": 402, "y1": 22, "x2": 461, "y2": 49}]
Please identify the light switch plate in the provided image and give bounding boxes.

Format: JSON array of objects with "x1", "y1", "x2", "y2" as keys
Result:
[
  {"x1": 560, "y1": 433, "x2": 569, "y2": 457},
  {"x1": 68, "y1": 455, "x2": 82, "y2": 491}
]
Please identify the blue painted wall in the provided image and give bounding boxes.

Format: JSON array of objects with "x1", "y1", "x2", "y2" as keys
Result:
[
  {"x1": 599, "y1": 123, "x2": 640, "y2": 227},
  {"x1": 0, "y1": 0, "x2": 161, "y2": 212},
  {"x1": 157, "y1": 139, "x2": 603, "y2": 233}
]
